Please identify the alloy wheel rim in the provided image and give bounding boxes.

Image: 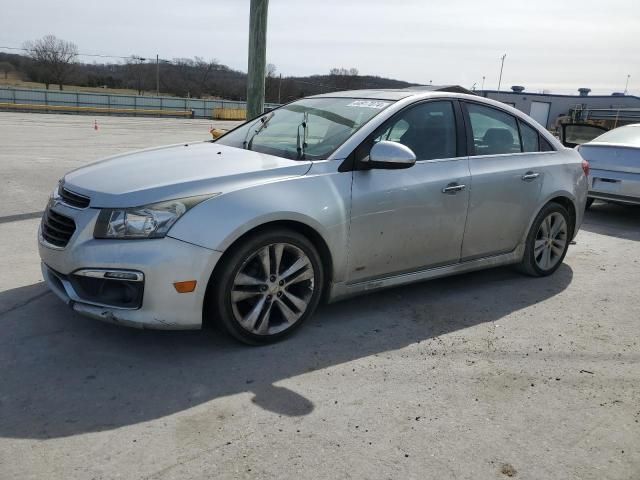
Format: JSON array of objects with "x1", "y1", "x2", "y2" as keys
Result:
[
  {"x1": 230, "y1": 243, "x2": 315, "y2": 335},
  {"x1": 534, "y1": 212, "x2": 567, "y2": 271}
]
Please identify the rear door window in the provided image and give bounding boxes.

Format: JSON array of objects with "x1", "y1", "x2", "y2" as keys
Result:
[
  {"x1": 467, "y1": 103, "x2": 522, "y2": 155},
  {"x1": 519, "y1": 121, "x2": 539, "y2": 152},
  {"x1": 540, "y1": 137, "x2": 555, "y2": 151}
]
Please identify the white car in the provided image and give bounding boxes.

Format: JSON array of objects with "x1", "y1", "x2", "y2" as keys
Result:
[{"x1": 577, "y1": 123, "x2": 640, "y2": 208}]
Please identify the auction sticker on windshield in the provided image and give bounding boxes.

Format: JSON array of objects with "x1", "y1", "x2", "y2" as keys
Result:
[{"x1": 346, "y1": 100, "x2": 391, "y2": 109}]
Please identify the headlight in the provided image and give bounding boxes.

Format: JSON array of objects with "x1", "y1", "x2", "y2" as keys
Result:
[{"x1": 94, "y1": 194, "x2": 215, "y2": 239}]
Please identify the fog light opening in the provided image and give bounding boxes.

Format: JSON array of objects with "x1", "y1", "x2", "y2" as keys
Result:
[{"x1": 104, "y1": 271, "x2": 140, "y2": 281}]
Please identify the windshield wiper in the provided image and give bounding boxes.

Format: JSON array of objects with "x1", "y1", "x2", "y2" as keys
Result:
[
  {"x1": 296, "y1": 112, "x2": 309, "y2": 160},
  {"x1": 243, "y1": 112, "x2": 275, "y2": 151}
]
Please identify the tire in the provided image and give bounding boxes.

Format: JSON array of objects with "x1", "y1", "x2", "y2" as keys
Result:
[
  {"x1": 517, "y1": 202, "x2": 571, "y2": 277},
  {"x1": 585, "y1": 198, "x2": 594, "y2": 209},
  {"x1": 207, "y1": 228, "x2": 324, "y2": 345}
]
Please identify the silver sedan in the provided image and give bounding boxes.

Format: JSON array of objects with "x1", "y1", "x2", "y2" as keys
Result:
[
  {"x1": 38, "y1": 90, "x2": 588, "y2": 344},
  {"x1": 577, "y1": 123, "x2": 640, "y2": 208}
]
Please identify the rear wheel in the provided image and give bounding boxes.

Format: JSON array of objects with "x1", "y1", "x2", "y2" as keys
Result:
[
  {"x1": 518, "y1": 203, "x2": 571, "y2": 277},
  {"x1": 585, "y1": 198, "x2": 595, "y2": 209},
  {"x1": 208, "y1": 228, "x2": 324, "y2": 345}
]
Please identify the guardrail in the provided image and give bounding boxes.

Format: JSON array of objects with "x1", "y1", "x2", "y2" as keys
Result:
[
  {"x1": 0, "y1": 86, "x2": 279, "y2": 119},
  {"x1": 0, "y1": 102, "x2": 193, "y2": 117},
  {"x1": 583, "y1": 108, "x2": 640, "y2": 123}
]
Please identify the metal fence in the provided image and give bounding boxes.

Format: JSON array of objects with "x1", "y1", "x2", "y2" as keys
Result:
[{"x1": 0, "y1": 87, "x2": 280, "y2": 119}]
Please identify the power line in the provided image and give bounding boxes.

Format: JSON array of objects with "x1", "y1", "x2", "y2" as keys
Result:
[{"x1": 0, "y1": 45, "x2": 169, "y2": 62}]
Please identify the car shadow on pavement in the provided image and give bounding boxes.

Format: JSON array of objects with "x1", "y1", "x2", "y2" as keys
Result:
[
  {"x1": 0, "y1": 264, "x2": 572, "y2": 439},
  {"x1": 581, "y1": 202, "x2": 640, "y2": 241}
]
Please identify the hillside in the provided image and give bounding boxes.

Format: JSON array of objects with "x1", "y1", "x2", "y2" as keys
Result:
[{"x1": 0, "y1": 51, "x2": 417, "y2": 102}]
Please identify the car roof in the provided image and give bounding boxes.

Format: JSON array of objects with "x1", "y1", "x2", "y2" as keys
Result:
[
  {"x1": 309, "y1": 88, "x2": 564, "y2": 150},
  {"x1": 309, "y1": 89, "x2": 419, "y2": 101},
  {"x1": 310, "y1": 85, "x2": 478, "y2": 101},
  {"x1": 308, "y1": 89, "x2": 524, "y2": 117},
  {"x1": 308, "y1": 88, "x2": 501, "y2": 106}
]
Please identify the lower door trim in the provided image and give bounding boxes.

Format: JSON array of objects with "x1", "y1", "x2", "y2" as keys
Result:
[{"x1": 329, "y1": 244, "x2": 524, "y2": 302}]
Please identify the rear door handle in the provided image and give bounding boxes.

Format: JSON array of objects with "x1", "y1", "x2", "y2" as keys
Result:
[
  {"x1": 442, "y1": 183, "x2": 466, "y2": 194},
  {"x1": 521, "y1": 172, "x2": 540, "y2": 181}
]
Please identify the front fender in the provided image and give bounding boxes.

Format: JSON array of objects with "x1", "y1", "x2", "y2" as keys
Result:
[{"x1": 168, "y1": 164, "x2": 353, "y2": 282}]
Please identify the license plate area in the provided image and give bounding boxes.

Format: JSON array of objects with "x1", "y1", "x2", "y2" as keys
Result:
[{"x1": 593, "y1": 177, "x2": 622, "y2": 193}]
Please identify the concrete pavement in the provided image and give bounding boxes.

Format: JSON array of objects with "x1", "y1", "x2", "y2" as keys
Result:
[{"x1": 0, "y1": 112, "x2": 638, "y2": 480}]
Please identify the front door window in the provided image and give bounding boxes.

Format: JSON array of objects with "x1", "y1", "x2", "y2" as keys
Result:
[{"x1": 373, "y1": 101, "x2": 458, "y2": 161}]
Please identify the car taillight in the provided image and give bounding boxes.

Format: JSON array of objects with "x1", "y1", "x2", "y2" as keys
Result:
[{"x1": 582, "y1": 159, "x2": 590, "y2": 176}]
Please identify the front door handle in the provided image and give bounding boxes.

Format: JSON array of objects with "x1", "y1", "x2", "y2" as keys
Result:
[
  {"x1": 442, "y1": 183, "x2": 466, "y2": 194},
  {"x1": 521, "y1": 171, "x2": 540, "y2": 181}
]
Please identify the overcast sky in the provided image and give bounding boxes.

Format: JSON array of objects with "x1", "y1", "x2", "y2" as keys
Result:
[{"x1": 1, "y1": 0, "x2": 639, "y2": 95}]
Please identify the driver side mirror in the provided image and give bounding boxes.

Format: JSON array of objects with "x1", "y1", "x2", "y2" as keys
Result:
[{"x1": 364, "y1": 141, "x2": 416, "y2": 169}]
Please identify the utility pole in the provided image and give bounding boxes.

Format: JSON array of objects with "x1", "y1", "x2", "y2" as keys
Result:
[
  {"x1": 497, "y1": 54, "x2": 506, "y2": 91},
  {"x1": 278, "y1": 73, "x2": 282, "y2": 104},
  {"x1": 246, "y1": 0, "x2": 269, "y2": 119},
  {"x1": 156, "y1": 54, "x2": 160, "y2": 96},
  {"x1": 481, "y1": 75, "x2": 486, "y2": 91},
  {"x1": 624, "y1": 74, "x2": 631, "y2": 95}
]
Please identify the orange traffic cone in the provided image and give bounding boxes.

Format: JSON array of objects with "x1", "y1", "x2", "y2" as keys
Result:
[{"x1": 94, "y1": 119, "x2": 99, "y2": 131}]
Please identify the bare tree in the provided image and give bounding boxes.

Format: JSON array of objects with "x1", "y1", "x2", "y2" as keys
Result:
[
  {"x1": 125, "y1": 55, "x2": 148, "y2": 95},
  {"x1": 23, "y1": 35, "x2": 78, "y2": 90},
  {"x1": 171, "y1": 58, "x2": 195, "y2": 97},
  {"x1": 194, "y1": 57, "x2": 219, "y2": 96},
  {"x1": 329, "y1": 67, "x2": 359, "y2": 90},
  {"x1": 264, "y1": 63, "x2": 279, "y2": 102},
  {"x1": 0, "y1": 61, "x2": 15, "y2": 80},
  {"x1": 164, "y1": 57, "x2": 220, "y2": 98},
  {"x1": 330, "y1": 67, "x2": 358, "y2": 76}
]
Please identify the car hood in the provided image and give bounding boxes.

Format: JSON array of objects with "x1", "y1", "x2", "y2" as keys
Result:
[{"x1": 63, "y1": 142, "x2": 312, "y2": 208}]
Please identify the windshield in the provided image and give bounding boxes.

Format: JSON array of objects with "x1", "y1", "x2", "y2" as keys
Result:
[
  {"x1": 216, "y1": 97, "x2": 393, "y2": 160},
  {"x1": 590, "y1": 125, "x2": 640, "y2": 147}
]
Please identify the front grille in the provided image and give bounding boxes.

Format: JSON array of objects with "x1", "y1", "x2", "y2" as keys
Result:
[
  {"x1": 58, "y1": 185, "x2": 90, "y2": 209},
  {"x1": 41, "y1": 208, "x2": 76, "y2": 247}
]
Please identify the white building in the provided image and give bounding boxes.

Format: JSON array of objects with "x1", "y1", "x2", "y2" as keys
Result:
[{"x1": 479, "y1": 87, "x2": 640, "y2": 131}]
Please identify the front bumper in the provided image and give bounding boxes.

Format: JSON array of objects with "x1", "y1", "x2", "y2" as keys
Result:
[{"x1": 38, "y1": 203, "x2": 222, "y2": 330}]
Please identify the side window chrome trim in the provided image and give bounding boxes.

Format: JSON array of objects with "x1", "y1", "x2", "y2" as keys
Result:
[
  {"x1": 468, "y1": 151, "x2": 559, "y2": 159},
  {"x1": 415, "y1": 156, "x2": 469, "y2": 164}
]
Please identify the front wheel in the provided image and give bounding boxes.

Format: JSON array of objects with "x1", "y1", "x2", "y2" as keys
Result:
[
  {"x1": 518, "y1": 203, "x2": 571, "y2": 277},
  {"x1": 208, "y1": 228, "x2": 324, "y2": 345}
]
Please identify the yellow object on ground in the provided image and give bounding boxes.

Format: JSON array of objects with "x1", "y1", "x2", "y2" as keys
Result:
[
  {"x1": 209, "y1": 128, "x2": 228, "y2": 139},
  {"x1": 213, "y1": 107, "x2": 246, "y2": 120}
]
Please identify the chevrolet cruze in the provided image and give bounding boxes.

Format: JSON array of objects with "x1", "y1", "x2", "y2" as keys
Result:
[{"x1": 39, "y1": 90, "x2": 588, "y2": 344}]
